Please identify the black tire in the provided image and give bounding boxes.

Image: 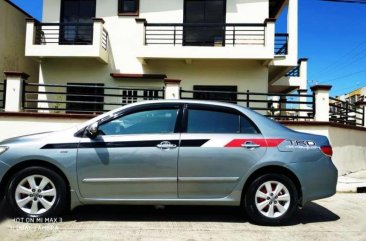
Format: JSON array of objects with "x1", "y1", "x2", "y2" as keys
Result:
[
  {"x1": 6, "y1": 166, "x2": 67, "y2": 219},
  {"x1": 243, "y1": 173, "x2": 298, "y2": 226}
]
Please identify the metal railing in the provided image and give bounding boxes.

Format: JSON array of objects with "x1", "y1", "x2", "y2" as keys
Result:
[
  {"x1": 180, "y1": 89, "x2": 315, "y2": 120},
  {"x1": 329, "y1": 97, "x2": 365, "y2": 127},
  {"x1": 144, "y1": 22, "x2": 266, "y2": 46},
  {"x1": 286, "y1": 66, "x2": 300, "y2": 77},
  {"x1": 0, "y1": 80, "x2": 6, "y2": 110},
  {"x1": 275, "y1": 33, "x2": 289, "y2": 55},
  {"x1": 35, "y1": 22, "x2": 94, "y2": 45},
  {"x1": 101, "y1": 28, "x2": 109, "y2": 50},
  {"x1": 22, "y1": 82, "x2": 164, "y2": 114}
]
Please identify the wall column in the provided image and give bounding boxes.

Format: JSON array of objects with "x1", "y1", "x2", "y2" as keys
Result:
[
  {"x1": 297, "y1": 89, "x2": 308, "y2": 118},
  {"x1": 287, "y1": 0, "x2": 299, "y2": 63},
  {"x1": 4, "y1": 71, "x2": 29, "y2": 112},
  {"x1": 311, "y1": 85, "x2": 332, "y2": 122},
  {"x1": 355, "y1": 101, "x2": 366, "y2": 127},
  {"x1": 279, "y1": 95, "x2": 287, "y2": 117},
  {"x1": 164, "y1": 79, "x2": 181, "y2": 100}
]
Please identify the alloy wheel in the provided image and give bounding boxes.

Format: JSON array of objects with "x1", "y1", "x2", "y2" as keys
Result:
[
  {"x1": 255, "y1": 181, "x2": 291, "y2": 218},
  {"x1": 14, "y1": 175, "x2": 57, "y2": 215}
]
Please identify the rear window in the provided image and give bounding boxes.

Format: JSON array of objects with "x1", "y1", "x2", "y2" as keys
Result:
[
  {"x1": 187, "y1": 108, "x2": 259, "y2": 134},
  {"x1": 187, "y1": 109, "x2": 239, "y2": 133}
]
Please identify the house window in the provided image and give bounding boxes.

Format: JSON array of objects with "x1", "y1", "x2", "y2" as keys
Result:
[
  {"x1": 122, "y1": 90, "x2": 138, "y2": 104},
  {"x1": 193, "y1": 85, "x2": 237, "y2": 104},
  {"x1": 66, "y1": 83, "x2": 104, "y2": 114},
  {"x1": 118, "y1": 0, "x2": 139, "y2": 16},
  {"x1": 122, "y1": 89, "x2": 162, "y2": 104}
]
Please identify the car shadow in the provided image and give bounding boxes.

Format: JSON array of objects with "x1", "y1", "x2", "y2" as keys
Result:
[
  {"x1": 0, "y1": 198, "x2": 340, "y2": 226},
  {"x1": 60, "y1": 202, "x2": 340, "y2": 226}
]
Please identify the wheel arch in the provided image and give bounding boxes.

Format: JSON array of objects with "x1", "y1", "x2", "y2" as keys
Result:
[
  {"x1": 241, "y1": 165, "x2": 303, "y2": 205},
  {"x1": 0, "y1": 160, "x2": 71, "y2": 203}
]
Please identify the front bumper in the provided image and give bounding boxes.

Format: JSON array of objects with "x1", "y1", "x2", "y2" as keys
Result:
[
  {"x1": 0, "y1": 160, "x2": 10, "y2": 200},
  {"x1": 287, "y1": 157, "x2": 338, "y2": 206}
]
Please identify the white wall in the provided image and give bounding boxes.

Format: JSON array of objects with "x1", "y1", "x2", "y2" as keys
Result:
[
  {"x1": 0, "y1": 1, "x2": 38, "y2": 82},
  {"x1": 0, "y1": 115, "x2": 85, "y2": 141},
  {"x1": 286, "y1": 124, "x2": 366, "y2": 176}
]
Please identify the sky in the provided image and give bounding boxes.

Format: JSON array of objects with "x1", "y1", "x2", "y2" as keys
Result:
[{"x1": 8, "y1": 0, "x2": 366, "y2": 97}]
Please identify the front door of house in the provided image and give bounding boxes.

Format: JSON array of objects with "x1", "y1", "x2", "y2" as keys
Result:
[
  {"x1": 60, "y1": 0, "x2": 96, "y2": 44},
  {"x1": 183, "y1": 0, "x2": 226, "y2": 46}
]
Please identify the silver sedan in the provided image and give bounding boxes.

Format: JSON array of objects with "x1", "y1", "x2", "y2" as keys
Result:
[{"x1": 0, "y1": 100, "x2": 338, "y2": 225}]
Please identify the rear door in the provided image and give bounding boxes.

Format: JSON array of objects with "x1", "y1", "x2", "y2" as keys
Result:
[{"x1": 178, "y1": 104, "x2": 267, "y2": 199}]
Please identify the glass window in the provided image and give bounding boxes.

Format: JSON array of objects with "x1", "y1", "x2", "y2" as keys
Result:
[
  {"x1": 187, "y1": 109, "x2": 240, "y2": 133},
  {"x1": 118, "y1": 0, "x2": 139, "y2": 15},
  {"x1": 99, "y1": 109, "x2": 178, "y2": 135},
  {"x1": 240, "y1": 116, "x2": 259, "y2": 134}
]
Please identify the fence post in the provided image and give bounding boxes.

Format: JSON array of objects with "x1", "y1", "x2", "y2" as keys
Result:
[
  {"x1": 164, "y1": 79, "x2": 181, "y2": 100},
  {"x1": 279, "y1": 96, "x2": 287, "y2": 117},
  {"x1": 297, "y1": 89, "x2": 308, "y2": 118},
  {"x1": 4, "y1": 71, "x2": 29, "y2": 112},
  {"x1": 355, "y1": 101, "x2": 366, "y2": 127},
  {"x1": 310, "y1": 85, "x2": 332, "y2": 122}
]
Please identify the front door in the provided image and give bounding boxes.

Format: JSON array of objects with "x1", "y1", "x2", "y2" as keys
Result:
[
  {"x1": 178, "y1": 104, "x2": 267, "y2": 198},
  {"x1": 77, "y1": 104, "x2": 182, "y2": 199},
  {"x1": 183, "y1": 0, "x2": 226, "y2": 46},
  {"x1": 60, "y1": 0, "x2": 96, "y2": 44}
]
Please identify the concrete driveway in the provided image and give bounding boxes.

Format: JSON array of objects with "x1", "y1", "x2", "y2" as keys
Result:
[{"x1": 0, "y1": 193, "x2": 365, "y2": 241}]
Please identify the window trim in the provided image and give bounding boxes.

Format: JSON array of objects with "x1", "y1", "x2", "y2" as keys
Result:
[
  {"x1": 94, "y1": 103, "x2": 183, "y2": 137},
  {"x1": 118, "y1": 0, "x2": 140, "y2": 16}
]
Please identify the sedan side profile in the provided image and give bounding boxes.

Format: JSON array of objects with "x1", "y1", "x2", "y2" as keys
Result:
[{"x1": 0, "y1": 100, "x2": 338, "y2": 225}]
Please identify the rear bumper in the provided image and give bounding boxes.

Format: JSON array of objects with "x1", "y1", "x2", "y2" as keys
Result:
[{"x1": 287, "y1": 157, "x2": 338, "y2": 206}]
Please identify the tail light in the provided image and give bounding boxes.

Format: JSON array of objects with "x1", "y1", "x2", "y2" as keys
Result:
[{"x1": 321, "y1": 146, "x2": 333, "y2": 157}]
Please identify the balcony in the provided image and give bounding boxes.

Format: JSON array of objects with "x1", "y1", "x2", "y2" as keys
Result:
[
  {"x1": 136, "y1": 19, "x2": 276, "y2": 61},
  {"x1": 25, "y1": 18, "x2": 109, "y2": 63}
]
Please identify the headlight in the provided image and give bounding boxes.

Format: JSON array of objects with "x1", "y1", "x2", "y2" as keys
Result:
[{"x1": 0, "y1": 146, "x2": 8, "y2": 155}]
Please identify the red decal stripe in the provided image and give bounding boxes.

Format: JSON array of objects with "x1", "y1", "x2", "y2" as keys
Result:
[{"x1": 224, "y1": 139, "x2": 285, "y2": 148}]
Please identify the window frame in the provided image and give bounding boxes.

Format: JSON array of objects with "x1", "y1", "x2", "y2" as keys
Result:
[
  {"x1": 95, "y1": 103, "x2": 184, "y2": 136},
  {"x1": 118, "y1": 0, "x2": 140, "y2": 16},
  {"x1": 182, "y1": 104, "x2": 261, "y2": 134}
]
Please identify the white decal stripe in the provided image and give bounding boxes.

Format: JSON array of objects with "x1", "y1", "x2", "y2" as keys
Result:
[{"x1": 201, "y1": 137, "x2": 233, "y2": 147}]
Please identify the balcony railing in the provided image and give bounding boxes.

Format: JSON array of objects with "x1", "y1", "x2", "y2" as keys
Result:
[
  {"x1": 35, "y1": 22, "x2": 94, "y2": 45},
  {"x1": 21, "y1": 82, "x2": 164, "y2": 114},
  {"x1": 26, "y1": 19, "x2": 109, "y2": 63},
  {"x1": 144, "y1": 22, "x2": 266, "y2": 47},
  {"x1": 275, "y1": 33, "x2": 288, "y2": 55},
  {"x1": 286, "y1": 66, "x2": 300, "y2": 77},
  {"x1": 329, "y1": 97, "x2": 365, "y2": 127},
  {"x1": 0, "y1": 80, "x2": 6, "y2": 110},
  {"x1": 180, "y1": 89, "x2": 315, "y2": 120}
]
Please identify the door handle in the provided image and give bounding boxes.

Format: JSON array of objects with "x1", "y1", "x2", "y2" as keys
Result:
[
  {"x1": 241, "y1": 141, "x2": 261, "y2": 149},
  {"x1": 156, "y1": 141, "x2": 177, "y2": 150}
]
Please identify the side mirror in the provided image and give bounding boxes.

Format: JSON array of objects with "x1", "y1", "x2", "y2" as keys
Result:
[{"x1": 86, "y1": 122, "x2": 99, "y2": 138}]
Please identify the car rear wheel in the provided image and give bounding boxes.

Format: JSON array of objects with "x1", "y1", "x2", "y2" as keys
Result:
[
  {"x1": 243, "y1": 173, "x2": 298, "y2": 225},
  {"x1": 6, "y1": 166, "x2": 67, "y2": 218}
]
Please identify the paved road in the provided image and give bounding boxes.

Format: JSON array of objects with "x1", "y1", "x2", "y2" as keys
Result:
[{"x1": 0, "y1": 193, "x2": 365, "y2": 241}]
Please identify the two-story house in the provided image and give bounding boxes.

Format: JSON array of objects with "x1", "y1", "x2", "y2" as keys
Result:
[
  {"x1": 23, "y1": 0, "x2": 306, "y2": 114},
  {"x1": 0, "y1": 0, "x2": 39, "y2": 108}
]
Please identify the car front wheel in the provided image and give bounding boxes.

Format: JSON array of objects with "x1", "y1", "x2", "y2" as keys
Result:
[
  {"x1": 7, "y1": 166, "x2": 67, "y2": 218},
  {"x1": 243, "y1": 173, "x2": 298, "y2": 225}
]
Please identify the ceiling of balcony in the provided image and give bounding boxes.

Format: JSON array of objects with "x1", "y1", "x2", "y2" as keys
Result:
[{"x1": 269, "y1": 0, "x2": 288, "y2": 18}]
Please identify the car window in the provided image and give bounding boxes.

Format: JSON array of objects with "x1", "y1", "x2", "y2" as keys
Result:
[
  {"x1": 99, "y1": 109, "x2": 178, "y2": 135},
  {"x1": 240, "y1": 116, "x2": 259, "y2": 134},
  {"x1": 187, "y1": 109, "x2": 240, "y2": 133}
]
